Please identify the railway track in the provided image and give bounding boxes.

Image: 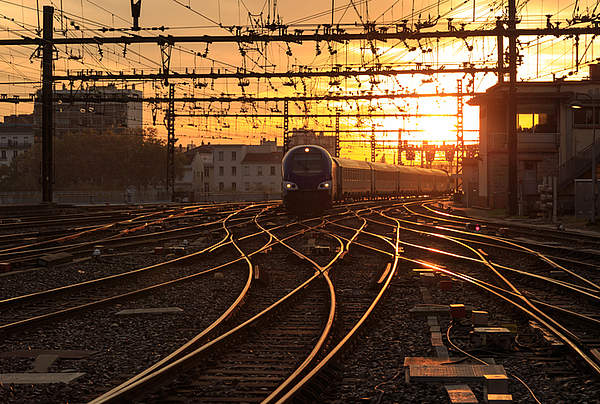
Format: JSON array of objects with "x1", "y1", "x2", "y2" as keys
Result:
[
  {"x1": 381, "y1": 201, "x2": 600, "y2": 377},
  {"x1": 2, "y1": 197, "x2": 599, "y2": 403}
]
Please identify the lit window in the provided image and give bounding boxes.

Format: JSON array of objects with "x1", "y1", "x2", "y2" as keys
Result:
[{"x1": 517, "y1": 107, "x2": 556, "y2": 133}]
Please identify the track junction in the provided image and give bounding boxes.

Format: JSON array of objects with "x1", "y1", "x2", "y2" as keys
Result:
[{"x1": 0, "y1": 198, "x2": 599, "y2": 403}]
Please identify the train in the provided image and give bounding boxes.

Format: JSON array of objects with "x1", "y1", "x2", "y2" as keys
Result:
[{"x1": 282, "y1": 145, "x2": 452, "y2": 212}]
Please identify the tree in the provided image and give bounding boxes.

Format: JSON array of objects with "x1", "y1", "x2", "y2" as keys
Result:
[{"x1": 0, "y1": 129, "x2": 183, "y2": 191}]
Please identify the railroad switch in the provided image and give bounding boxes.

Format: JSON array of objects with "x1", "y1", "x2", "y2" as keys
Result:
[
  {"x1": 529, "y1": 321, "x2": 565, "y2": 351},
  {"x1": 484, "y1": 374, "x2": 510, "y2": 397},
  {"x1": 439, "y1": 279, "x2": 453, "y2": 291},
  {"x1": 170, "y1": 246, "x2": 186, "y2": 256},
  {"x1": 471, "y1": 310, "x2": 489, "y2": 326},
  {"x1": 450, "y1": 304, "x2": 466, "y2": 319},
  {"x1": 38, "y1": 252, "x2": 73, "y2": 267},
  {"x1": 470, "y1": 327, "x2": 513, "y2": 351}
]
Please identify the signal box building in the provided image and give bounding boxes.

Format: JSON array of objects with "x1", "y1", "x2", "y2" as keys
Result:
[{"x1": 469, "y1": 69, "x2": 600, "y2": 215}]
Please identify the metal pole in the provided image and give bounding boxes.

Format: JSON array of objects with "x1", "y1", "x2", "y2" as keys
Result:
[
  {"x1": 283, "y1": 100, "x2": 289, "y2": 153},
  {"x1": 166, "y1": 84, "x2": 175, "y2": 202},
  {"x1": 592, "y1": 101, "x2": 597, "y2": 224},
  {"x1": 507, "y1": 0, "x2": 518, "y2": 215},
  {"x1": 335, "y1": 112, "x2": 340, "y2": 157},
  {"x1": 552, "y1": 176, "x2": 557, "y2": 223},
  {"x1": 41, "y1": 6, "x2": 54, "y2": 203}
]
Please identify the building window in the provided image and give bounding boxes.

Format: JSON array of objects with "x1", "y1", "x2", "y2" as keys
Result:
[
  {"x1": 573, "y1": 107, "x2": 600, "y2": 128},
  {"x1": 270, "y1": 166, "x2": 276, "y2": 176},
  {"x1": 517, "y1": 107, "x2": 557, "y2": 133},
  {"x1": 218, "y1": 151, "x2": 224, "y2": 161},
  {"x1": 257, "y1": 166, "x2": 263, "y2": 176},
  {"x1": 219, "y1": 166, "x2": 224, "y2": 176},
  {"x1": 231, "y1": 151, "x2": 237, "y2": 161},
  {"x1": 232, "y1": 182, "x2": 237, "y2": 191},
  {"x1": 13, "y1": 150, "x2": 18, "y2": 158},
  {"x1": 204, "y1": 183, "x2": 210, "y2": 192},
  {"x1": 231, "y1": 166, "x2": 237, "y2": 176},
  {"x1": 242, "y1": 165, "x2": 250, "y2": 176},
  {"x1": 204, "y1": 167, "x2": 210, "y2": 177},
  {"x1": 219, "y1": 182, "x2": 224, "y2": 191},
  {"x1": 1, "y1": 150, "x2": 6, "y2": 160},
  {"x1": 244, "y1": 182, "x2": 250, "y2": 191}
]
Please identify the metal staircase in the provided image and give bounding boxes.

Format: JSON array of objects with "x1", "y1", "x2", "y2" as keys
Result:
[{"x1": 558, "y1": 141, "x2": 600, "y2": 190}]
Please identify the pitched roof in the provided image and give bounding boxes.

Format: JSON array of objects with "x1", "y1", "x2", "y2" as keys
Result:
[{"x1": 241, "y1": 152, "x2": 282, "y2": 164}]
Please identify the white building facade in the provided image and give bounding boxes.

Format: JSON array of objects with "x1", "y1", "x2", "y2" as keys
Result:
[
  {"x1": 175, "y1": 139, "x2": 283, "y2": 201},
  {"x1": 0, "y1": 114, "x2": 34, "y2": 168}
]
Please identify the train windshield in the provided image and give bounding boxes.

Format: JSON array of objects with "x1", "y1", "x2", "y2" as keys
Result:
[{"x1": 290, "y1": 151, "x2": 325, "y2": 174}]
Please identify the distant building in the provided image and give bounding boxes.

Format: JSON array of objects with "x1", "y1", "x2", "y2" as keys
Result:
[
  {"x1": 240, "y1": 151, "x2": 282, "y2": 196},
  {"x1": 0, "y1": 114, "x2": 34, "y2": 167},
  {"x1": 469, "y1": 66, "x2": 600, "y2": 214},
  {"x1": 175, "y1": 138, "x2": 283, "y2": 201},
  {"x1": 288, "y1": 128, "x2": 337, "y2": 156},
  {"x1": 33, "y1": 84, "x2": 143, "y2": 136}
]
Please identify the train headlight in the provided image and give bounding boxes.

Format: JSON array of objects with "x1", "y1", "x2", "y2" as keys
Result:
[
  {"x1": 283, "y1": 181, "x2": 298, "y2": 190},
  {"x1": 318, "y1": 181, "x2": 332, "y2": 190}
]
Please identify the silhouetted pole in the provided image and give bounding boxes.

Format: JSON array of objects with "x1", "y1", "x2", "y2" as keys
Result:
[
  {"x1": 42, "y1": 6, "x2": 54, "y2": 203},
  {"x1": 507, "y1": 0, "x2": 518, "y2": 215}
]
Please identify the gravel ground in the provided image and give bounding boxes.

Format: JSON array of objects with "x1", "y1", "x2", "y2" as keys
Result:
[
  {"x1": 0, "y1": 262, "x2": 249, "y2": 404},
  {"x1": 3, "y1": 204, "x2": 599, "y2": 404},
  {"x1": 323, "y1": 260, "x2": 448, "y2": 403},
  {"x1": 319, "y1": 220, "x2": 600, "y2": 403},
  {"x1": 0, "y1": 234, "x2": 234, "y2": 300}
]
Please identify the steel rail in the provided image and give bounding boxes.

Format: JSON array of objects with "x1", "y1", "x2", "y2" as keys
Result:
[
  {"x1": 93, "y1": 217, "x2": 345, "y2": 403},
  {"x1": 361, "y1": 214, "x2": 600, "y2": 301},
  {"x1": 0, "y1": 205, "x2": 257, "y2": 335},
  {"x1": 262, "y1": 215, "x2": 368, "y2": 403},
  {"x1": 331, "y1": 229, "x2": 600, "y2": 327},
  {"x1": 0, "y1": 204, "x2": 212, "y2": 254},
  {"x1": 90, "y1": 208, "x2": 354, "y2": 402},
  {"x1": 401, "y1": 204, "x2": 600, "y2": 292},
  {"x1": 0, "y1": 206, "x2": 270, "y2": 263},
  {"x1": 89, "y1": 205, "x2": 263, "y2": 404},
  {"x1": 277, "y1": 208, "x2": 400, "y2": 403},
  {"x1": 422, "y1": 203, "x2": 600, "y2": 244},
  {"x1": 380, "y1": 206, "x2": 600, "y2": 376}
]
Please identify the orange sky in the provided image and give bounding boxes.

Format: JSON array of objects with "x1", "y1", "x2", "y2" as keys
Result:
[{"x1": 0, "y1": 0, "x2": 597, "y2": 162}]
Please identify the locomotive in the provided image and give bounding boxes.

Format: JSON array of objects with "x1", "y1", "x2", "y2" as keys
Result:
[{"x1": 282, "y1": 145, "x2": 452, "y2": 212}]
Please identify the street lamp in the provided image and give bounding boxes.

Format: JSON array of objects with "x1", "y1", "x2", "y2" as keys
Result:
[{"x1": 571, "y1": 94, "x2": 597, "y2": 224}]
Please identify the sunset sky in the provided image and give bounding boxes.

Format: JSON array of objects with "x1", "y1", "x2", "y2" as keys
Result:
[{"x1": 0, "y1": 0, "x2": 598, "y2": 162}]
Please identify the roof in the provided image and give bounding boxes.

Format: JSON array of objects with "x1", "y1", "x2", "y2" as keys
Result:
[
  {"x1": 241, "y1": 152, "x2": 282, "y2": 164},
  {"x1": 468, "y1": 80, "x2": 585, "y2": 106}
]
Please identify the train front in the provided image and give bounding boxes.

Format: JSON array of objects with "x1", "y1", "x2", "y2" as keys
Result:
[{"x1": 282, "y1": 145, "x2": 333, "y2": 212}]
